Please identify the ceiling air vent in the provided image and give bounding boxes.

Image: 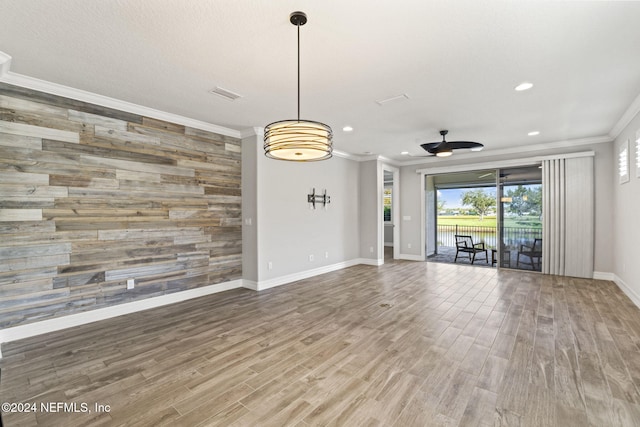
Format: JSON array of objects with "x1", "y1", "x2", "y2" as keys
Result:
[
  {"x1": 375, "y1": 93, "x2": 409, "y2": 106},
  {"x1": 209, "y1": 86, "x2": 242, "y2": 101}
]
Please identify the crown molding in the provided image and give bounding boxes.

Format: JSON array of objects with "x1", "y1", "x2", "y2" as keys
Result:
[
  {"x1": 377, "y1": 155, "x2": 402, "y2": 167},
  {"x1": 0, "y1": 67, "x2": 241, "y2": 139},
  {"x1": 332, "y1": 149, "x2": 358, "y2": 160},
  {"x1": 333, "y1": 135, "x2": 611, "y2": 167},
  {"x1": 416, "y1": 150, "x2": 594, "y2": 175},
  {"x1": 0, "y1": 51, "x2": 11, "y2": 76},
  {"x1": 346, "y1": 153, "x2": 402, "y2": 165},
  {"x1": 237, "y1": 133, "x2": 611, "y2": 165},
  {"x1": 398, "y1": 135, "x2": 611, "y2": 167},
  {"x1": 609, "y1": 90, "x2": 640, "y2": 139},
  {"x1": 333, "y1": 150, "x2": 395, "y2": 162},
  {"x1": 240, "y1": 127, "x2": 264, "y2": 139}
]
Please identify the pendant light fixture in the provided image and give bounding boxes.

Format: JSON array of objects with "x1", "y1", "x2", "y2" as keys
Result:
[{"x1": 264, "y1": 11, "x2": 333, "y2": 161}]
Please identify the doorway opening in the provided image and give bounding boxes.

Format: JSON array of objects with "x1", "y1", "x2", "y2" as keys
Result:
[
  {"x1": 381, "y1": 165, "x2": 399, "y2": 263},
  {"x1": 383, "y1": 170, "x2": 394, "y2": 261},
  {"x1": 426, "y1": 170, "x2": 497, "y2": 268}
]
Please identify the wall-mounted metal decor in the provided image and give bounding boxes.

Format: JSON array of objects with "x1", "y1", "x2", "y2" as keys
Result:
[{"x1": 307, "y1": 188, "x2": 330, "y2": 209}]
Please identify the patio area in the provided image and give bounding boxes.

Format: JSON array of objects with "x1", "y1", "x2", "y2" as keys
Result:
[{"x1": 427, "y1": 245, "x2": 541, "y2": 271}]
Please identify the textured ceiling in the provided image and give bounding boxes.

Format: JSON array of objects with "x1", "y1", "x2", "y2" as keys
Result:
[{"x1": 1, "y1": 0, "x2": 640, "y2": 161}]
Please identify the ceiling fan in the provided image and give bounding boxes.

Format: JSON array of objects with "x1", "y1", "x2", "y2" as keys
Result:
[{"x1": 420, "y1": 130, "x2": 484, "y2": 157}]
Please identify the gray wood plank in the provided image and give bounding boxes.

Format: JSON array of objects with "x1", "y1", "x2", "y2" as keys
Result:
[{"x1": 1, "y1": 264, "x2": 640, "y2": 426}]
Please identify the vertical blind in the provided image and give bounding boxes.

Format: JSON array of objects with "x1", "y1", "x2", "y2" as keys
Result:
[{"x1": 542, "y1": 156, "x2": 594, "y2": 278}]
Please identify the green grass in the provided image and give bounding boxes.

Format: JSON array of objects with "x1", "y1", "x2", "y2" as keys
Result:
[
  {"x1": 437, "y1": 215, "x2": 541, "y2": 228},
  {"x1": 503, "y1": 216, "x2": 541, "y2": 228},
  {"x1": 437, "y1": 215, "x2": 496, "y2": 227}
]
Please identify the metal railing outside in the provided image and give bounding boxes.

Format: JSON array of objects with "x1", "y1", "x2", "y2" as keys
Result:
[{"x1": 436, "y1": 224, "x2": 542, "y2": 249}]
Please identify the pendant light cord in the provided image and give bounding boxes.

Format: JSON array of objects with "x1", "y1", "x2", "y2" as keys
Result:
[{"x1": 297, "y1": 22, "x2": 301, "y2": 121}]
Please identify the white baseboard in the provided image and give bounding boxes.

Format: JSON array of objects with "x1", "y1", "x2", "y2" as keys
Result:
[
  {"x1": 242, "y1": 280, "x2": 258, "y2": 291},
  {"x1": 592, "y1": 271, "x2": 640, "y2": 310},
  {"x1": 614, "y1": 274, "x2": 640, "y2": 310},
  {"x1": 384, "y1": 243, "x2": 393, "y2": 247},
  {"x1": 593, "y1": 271, "x2": 615, "y2": 281},
  {"x1": 358, "y1": 258, "x2": 385, "y2": 266},
  {"x1": 246, "y1": 258, "x2": 385, "y2": 291},
  {"x1": 0, "y1": 257, "x2": 387, "y2": 357},
  {"x1": 251, "y1": 259, "x2": 364, "y2": 291},
  {"x1": 0, "y1": 279, "x2": 243, "y2": 358},
  {"x1": 398, "y1": 253, "x2": 425, "y2": 261}
]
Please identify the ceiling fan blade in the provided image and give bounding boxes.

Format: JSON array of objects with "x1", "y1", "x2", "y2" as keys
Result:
[
  {"x1": 420, "y1": 142, "x2": 447, "y2": 154},
  {"x1": 419, "y1": 131, "x2": 483, "y2": 155},
  {"x1": 448, "y1": 141, "x2": 484, "y2": 149}
]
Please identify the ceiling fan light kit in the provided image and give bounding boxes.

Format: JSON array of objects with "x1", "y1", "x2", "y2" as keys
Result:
[
  {"x1": 436, "y1": 150, "x2": 453, "y2": 157},
  {"x1": 420, "y1": 130, "x2": 484, "y2": 157},
  {"x1": 263, "y1": 11, "x2": 333, "y2": 162}
]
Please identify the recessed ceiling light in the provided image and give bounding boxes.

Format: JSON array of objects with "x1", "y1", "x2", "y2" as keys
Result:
[
  {"x1": 528, "y1": 131, "x2": 540, "y2": 136},
  {"x1": 401, "y1": 151, "x2": 409, "y2": 155},
  {"x1": 342, "y1": 126, "x2": 353, "y2": 132},
  {"x1": 515, "y1": 82, "x2": 533, "y2": 91},
  {"x1": 363, "y1": 151, "x2": 373, "y2": 155}
]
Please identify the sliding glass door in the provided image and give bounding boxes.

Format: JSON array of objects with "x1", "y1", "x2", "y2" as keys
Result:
[
  {"x1": 497, "y1": 165, "x2": 543, "y2": 271},
  {"x1": 426, "y1": 170, "x2": 497, "y2": 266},
  {"x1": 424, "y1": 165, "x2": 543, "y2": 271}
]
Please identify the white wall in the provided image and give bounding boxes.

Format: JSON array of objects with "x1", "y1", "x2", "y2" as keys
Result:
[
  {"x1": 241, "y1": 133, "x2": 259, "y2": 282},
  {"x1": 359, "y1": 160, "x2": 380, "y2": 260},
  {"x1": 399, "y1": 164, "x2": 423, "y2": 257},
  {"x1": 592, "y1": 143, "x2": 615, "y2": 274},
  {"x1": 246, "y1": 135, "x2": 361, "y2": 282},
  {"x1": 613, "y1": 113, "x2": 640, "y2": 300},
  {"x1": 244, "y1": 133, "x2": 619, "y2": 286},
  {"x1": 398, "y1": 142, "x2": 615, "y2": 273}
]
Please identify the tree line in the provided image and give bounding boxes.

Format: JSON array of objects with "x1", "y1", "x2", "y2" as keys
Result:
[{"x1": 441, "y1": 185, "x2": 542, "y2": 220}]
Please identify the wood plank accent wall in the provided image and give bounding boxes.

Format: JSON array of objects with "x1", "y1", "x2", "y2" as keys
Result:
[{"x1": 0, "y1": 83, "x2": 242, "y2": 329}]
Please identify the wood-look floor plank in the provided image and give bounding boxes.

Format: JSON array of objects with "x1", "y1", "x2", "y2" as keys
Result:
[
  {"x1": 458, "y1": 387, "x2": 497, "y2": 427},
  {"x1": 2, "y1": 260, "x2": 640, "y2": 426},
  {"x1": 477, "y1": 355, "x2": 509, "y2": 393}
]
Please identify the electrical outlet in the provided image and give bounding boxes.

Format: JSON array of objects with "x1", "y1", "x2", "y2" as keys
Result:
[
  {"x1": 325, "y1": 251, "x2": 329, "y2": 259},
  {"x1": 127, "y1": 278, "x2": 135, "y2": 290},
  {"x1": 408, "y1": 243, "x2": 412, "y2": 249},
  {"x1": 244, "y1": 218, "x2": 252, "y2": 226},
  {"x1": 268, "y1": 261, "x2": 273, "y2": 270},
  {"x1": 309, "y1": 254, "x2": 314, "y2": 262},
  {"x1": 369, "y1": 246, "x2": 374, "y2": 253}
]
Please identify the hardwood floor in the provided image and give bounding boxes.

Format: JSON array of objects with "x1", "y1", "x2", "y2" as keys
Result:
[{"x1": 2, "y1": 259, "x2": 640, "y2": 426}]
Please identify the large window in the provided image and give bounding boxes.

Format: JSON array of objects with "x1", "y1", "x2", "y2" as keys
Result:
[
  {"x1": 383, "y1": 187, "x2": 392, "y2": 222},
  {"x1": 619, "y1": 139, "x2": 630, "y2": 184},
  {"x1": 636, "y1": 130, "x2": 640, "y2": 178}
]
